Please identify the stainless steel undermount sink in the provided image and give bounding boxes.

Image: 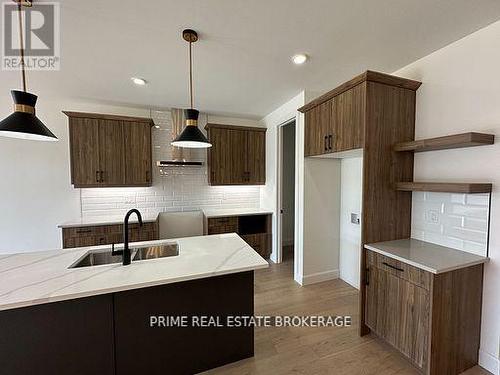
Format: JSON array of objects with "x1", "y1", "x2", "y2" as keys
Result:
[
  {"x1": 132, "y1": 244, "x2": 179, "y2": 261},
  {"x1": 70, "y1": 243, "x2": 179, "y2": 268}
]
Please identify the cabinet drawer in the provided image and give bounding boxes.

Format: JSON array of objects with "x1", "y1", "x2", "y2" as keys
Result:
[
  {"x1": 367, "y1": 250, "x2": 431, "y2": 291},
  {"x1": 63, "y1": 221, "x2": 158, "y2": 249},
  {"x1": 207, "y1": 217, "x2": 238, "y2": 234}
]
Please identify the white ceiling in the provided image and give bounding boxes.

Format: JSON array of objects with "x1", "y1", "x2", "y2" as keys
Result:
[{"x1": 3, "y1": 0, "x2": 500, "y2": 119}]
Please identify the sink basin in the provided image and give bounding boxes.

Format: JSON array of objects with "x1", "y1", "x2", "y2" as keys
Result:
[
  {"x1": 133, "y1": 244, "x2": 179, "y2": 261},
  {"x1": 70, "y1": 243, "x2": 179, "y2": 268},
  {"x1": 70, "y1": 250, "x2": 124, "y2": 268}
]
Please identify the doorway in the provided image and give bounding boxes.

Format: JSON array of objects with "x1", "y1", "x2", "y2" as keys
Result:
[{"x1": 278, "y1": 120, "x2": 296, "y2": 266}]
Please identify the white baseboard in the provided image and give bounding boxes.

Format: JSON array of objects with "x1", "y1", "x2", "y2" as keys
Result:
[
  {"x1": 479, "y1": 349, "x2": 499, "y2": 375},
  {"x1": 300, "y1": 269, "x2": 339, "y2": 285}
]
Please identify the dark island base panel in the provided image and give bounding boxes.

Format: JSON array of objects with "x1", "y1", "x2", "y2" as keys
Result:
[{"x1": 0, "y1": 271, "x2": 254, "y2": 375}]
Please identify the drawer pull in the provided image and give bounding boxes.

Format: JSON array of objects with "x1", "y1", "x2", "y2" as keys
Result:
[
  {"x1": 382, "y1": 262, "x2": 404, "y2": 272},
  {"x1": 76, "y1": 229, "x2": 92, "y2": 234}
]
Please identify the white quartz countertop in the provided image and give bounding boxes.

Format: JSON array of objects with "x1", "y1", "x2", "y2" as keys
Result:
[
  {"x1": 0, "y1": 233, "x2": 268, "y2": 311},
  {"x1": 202, "y1": 208, "x2": 273, "y2": 218},
  {"x1": 365, "y1": 238, "x2": 488, "y2": 274},
  {"x1": 58, "y1": 214, "x2": 158, "y2": 228}
]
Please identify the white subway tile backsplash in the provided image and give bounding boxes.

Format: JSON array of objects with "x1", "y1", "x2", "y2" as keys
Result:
[
  {"x1": 80, "y1": 110, "x2": 261, "y2": 217},
  {"x1": 411, "y1": 192, "x2": 490, "y2": 256}
]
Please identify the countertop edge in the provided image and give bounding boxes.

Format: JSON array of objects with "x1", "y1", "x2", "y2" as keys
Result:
[
  {"x1": 0, "y1": 262, "x2": 269, "y2": 312},
  {"x1": 58, "y1": 217, "x2": 158, "y2": 228},
  {"x1": 202, "y1": 210, "x2": 273, "y2": 218},
  {"x1": 364, "y1": 244, "x2": 489, "y2": 274},
  {"x1": 58, "y1": 208, "x2": 275, "y2": 228}
]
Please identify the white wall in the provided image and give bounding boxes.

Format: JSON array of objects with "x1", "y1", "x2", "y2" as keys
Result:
[
  {"x1": 302, "y1": 158, "x2": 341, "y2": 284},
  {"x1": 0, "y1": 96, "x2": 262, "y2": 253},
  {"x1": 394, "y1": 20, "x2": 500, "y2": 374},
  {"x1": 0, "y1": 96, "x2": 149, "y2": 253},
  {"x1": 339, "y1": 157, "x2": 363, "y2": 289}
]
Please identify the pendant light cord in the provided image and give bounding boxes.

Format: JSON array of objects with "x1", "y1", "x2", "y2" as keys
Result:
[
  {"x1": 189, "y1": 40, "x2": 193, "y2": 109},
  {"x1": 17, "y1": 2, "x2": 27, "y2": 92}
]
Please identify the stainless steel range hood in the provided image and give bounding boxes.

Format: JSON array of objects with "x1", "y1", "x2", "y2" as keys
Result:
[{"x1": 156, "y1": 160, "x2": 203, "y2": 167}]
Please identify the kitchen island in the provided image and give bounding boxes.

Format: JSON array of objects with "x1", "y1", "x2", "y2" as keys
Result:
[{"x1": 0, "y1": 233, "x2": 268, "y2": 375}]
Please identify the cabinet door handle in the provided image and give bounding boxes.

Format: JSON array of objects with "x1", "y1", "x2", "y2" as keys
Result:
[
  {"x1": 382, "y1": 262, "x2": 404, "y2": 272},
  {"x1": 365, "y1": 267, "x2": 370, "y2": 285},
  {"x1": 100, "y1": 171, "x2": 104, "y2": 183},
  {"x1": 324, "y1": 135, "x2": 328, "y2": 151},
  {"x1": 328, "y1": 135, "x2": 333, "y2": 150},
  {"x1": 146, "y1": 170, "x2": 150, "y2": 182},
  {"x1": 95, "y1": 170, "x2": 100, "y2": 183},
  {"x1": 76, "y1": 229, "x2": 92, "y2": 234}
]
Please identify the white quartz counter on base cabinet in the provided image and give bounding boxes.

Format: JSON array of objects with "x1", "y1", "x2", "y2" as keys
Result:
[{"x1": 365, "y1": 238, "x2": 488, "y2": 274}]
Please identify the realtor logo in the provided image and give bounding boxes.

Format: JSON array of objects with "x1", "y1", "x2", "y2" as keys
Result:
[{"x1": 2, "y1": 2, "x2": 60, "y2": 70}]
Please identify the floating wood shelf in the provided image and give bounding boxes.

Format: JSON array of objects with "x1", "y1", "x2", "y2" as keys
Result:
[
  {"x1": 396, "y1": 182, "x2": 492, "y2": 194},
  {"x1": 394, "y1": 132, "x2": 494, "y2": 152}
]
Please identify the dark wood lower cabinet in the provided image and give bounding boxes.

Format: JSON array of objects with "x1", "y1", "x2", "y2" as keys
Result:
[
  {"x1": 114, "y1": 271, "x2": 254, "y2": 375},
  {"x1": 62, "y1": 221, "x2": 159, "y2": 249},
  {"x1": 0, "y1": 295, "x2": 115, "y2": 375},
  {"x1": 0, "y1": 272, "x2": 254, "y2": 375},
  {"x1": 204, "y1": 214, "x2": 272, "y2": 259},
  {"x1": 365, "y1": 249, "x2": 483, "y2": 374}
]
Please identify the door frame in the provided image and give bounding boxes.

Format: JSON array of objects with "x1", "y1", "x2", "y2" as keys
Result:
[{"x1": 276, "y1": 118, "x2": 296, "y2": 264}]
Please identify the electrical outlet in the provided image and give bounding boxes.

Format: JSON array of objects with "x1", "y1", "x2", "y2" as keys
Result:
[
  {"x1": 426, "y1": 210, "x2": 440, "y2": 224},
  {"x1": 351, "y1": 213, "x2": 360, "y2": 225},
  {"x1": 124, "y1": 197, "x2": 136, "y2": 205}
]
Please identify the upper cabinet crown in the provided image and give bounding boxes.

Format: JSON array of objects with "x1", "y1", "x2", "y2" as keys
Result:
[
  {"x1": 205, "y1": 124, "x2": 266, "y2": 186},
  {"x1": 299, "y1": 70, "x2": 421, "y2": 157},
  {"x1": 64, "y1": 112, "x2": 153, "y2": 188}
]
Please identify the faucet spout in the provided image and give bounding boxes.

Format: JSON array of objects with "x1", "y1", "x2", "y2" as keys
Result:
[{"x1": 122, "y1": 209, "x2": 143, "y2": 265}]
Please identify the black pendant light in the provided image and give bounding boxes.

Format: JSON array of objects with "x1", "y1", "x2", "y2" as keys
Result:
[
  {"x1": 171, "y1": 29, "x2": 211, "y2": 149},
  {"x1": 0, "y1": 0, "x2": 57, "y2": 142}
]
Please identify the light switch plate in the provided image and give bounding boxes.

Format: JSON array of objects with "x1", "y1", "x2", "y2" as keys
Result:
[{"x1": 351, "y1": 213, "x2": 360, "y2": 225}]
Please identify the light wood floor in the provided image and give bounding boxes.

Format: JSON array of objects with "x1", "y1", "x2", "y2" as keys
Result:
[{"x1": 203, "y1": 254, "x2": 491, "y2": 375}]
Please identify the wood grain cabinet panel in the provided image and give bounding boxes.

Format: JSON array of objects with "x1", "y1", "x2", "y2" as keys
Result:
[
  {"x1": 62, "y1": 221, "x2": 159, "y2": 249},
  {"x1": 246, "y1": 130, "x2": 266, "y2": 184},
  {"x1": 206, "y1": 124, "x2": 266, "y2": 185},
  {"x1": 304, "y1": 100, "x2": 332, "y2": 156},
  {"x1": 366, "y1": 259, "x2": 431, "y2": 370},
  {"x1": 65, "y1": 111, "x2": 153, "y2": 188},
  {"x1": 123, "y1": 121, "x2": 152, "y2": 186},
  {"x1": 333, "y1": 82, "x2": 365, "y2": 151},
  {"x1": 206, "y1": 214, "x2": 272, "y2": 259},
  {"x1": 68, "y1": 117, "x2": 100, "y2": 186},
  {"x1": 303, "y1": 83, "x2": 366, "y2": 156},
  {"x1": 98, "y1": 119, "x2": 125, "y2": 186},
  {"x1": 365, "y1": 250, "x2": 483, "y2": 374},
  {"x1": 228, "y1": 129, "x2": 247, "y2": 184}
]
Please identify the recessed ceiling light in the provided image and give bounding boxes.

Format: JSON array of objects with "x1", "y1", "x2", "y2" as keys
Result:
[
  {"x1": 292, "y1": 54, "x2": 308, "y2": 65},
  {"x1": 131, "y1": 77, "x2": 147, "y2": 86}
]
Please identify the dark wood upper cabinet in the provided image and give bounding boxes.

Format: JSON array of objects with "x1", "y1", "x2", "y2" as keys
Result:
[
  {"x1": 304, "y1": 100, "x2": 332, "y2": 156},
  {"x1": 246, "y1": 130, "x2": 266, "y2": 184},
  {"x1": 64, "y1": 112, "x2": 153, "y2": 188},
  {"x1": 123, "y1": 121, "x2": 152, "y2": 186},
  {"x1": 333, "y1": 82, "x2": 365, "y2": 151},
  {"x1": 68, "y1": 117, "x2": 100, "y2": 186},
  {"x1": 304, "y1": 83, "x2": 366, "y2": 156},
  {"x1": 98, "y1": 119, "x2": 126, "y2": 186},
  {"x1": 206, "y1": 124, "x2": 266, "y2": 185}
]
